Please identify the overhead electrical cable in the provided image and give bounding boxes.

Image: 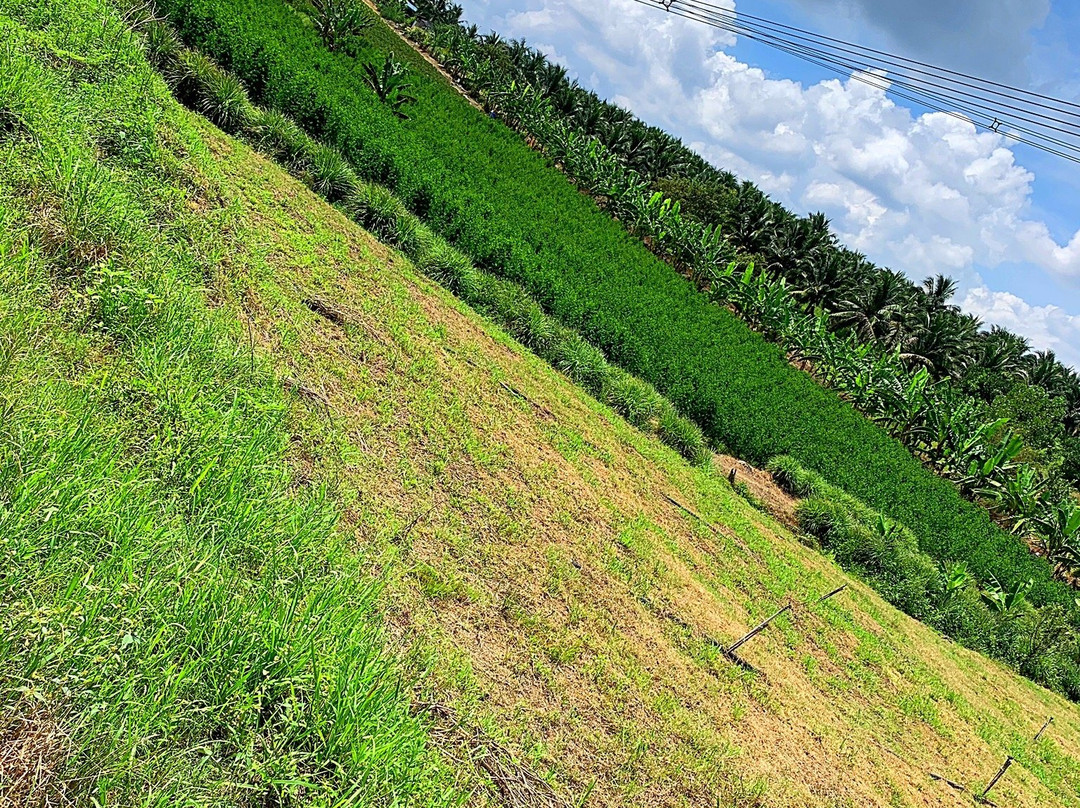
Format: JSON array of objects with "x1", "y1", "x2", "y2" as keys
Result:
[
  {"x1": 679, "y1": 0, "x2": 1080, "y2": 116},
  {"x1": 673, "y1": 0, "x2": 1080, "y2": 133},
  {"x1": 650, "y1": 1, "x2": 1080, "y2": 162},
  {"x1": 662, "y1": 0, "x2": 1080, "y2": 158},
  {"x1": 644, "y1": 0, "x2": 1080, "y2": 146},
  {"x1": 629, "y1": 0, "x2": 1080, "y2": 165}
]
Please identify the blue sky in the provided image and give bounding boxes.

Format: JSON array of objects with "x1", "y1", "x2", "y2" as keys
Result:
[{"x1": 459, "y1": 0, "x2": 1080, "y2": 368}]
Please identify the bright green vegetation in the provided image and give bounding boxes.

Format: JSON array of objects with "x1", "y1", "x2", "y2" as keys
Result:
[
  {"x1": 0, "y1": 3, "x2": 453, "y2": 803},
  {"x1": 143, "y1": 5, "x2": 711, "y2": 465},
  {"x1": 154, "y1": 0, "x2": 1073, "y2": 619},
  {"x1": 10, "y1": 2, "x2": 1080, "y2": 805},
  {"x1": 412, "y1": 12, "x2": 1080, "y2": 497}
]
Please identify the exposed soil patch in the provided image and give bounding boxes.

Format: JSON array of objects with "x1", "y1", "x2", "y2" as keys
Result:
[{"x1": 716, "y1": 453, "x2": 800, "y2": 530}]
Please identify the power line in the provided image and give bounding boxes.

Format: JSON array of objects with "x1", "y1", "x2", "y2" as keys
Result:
[
  {"x1": 665, "y1": 0, "x2": 1080, "y2": 158},
  {"x1": 657, "y1": 2, "x2": 1080, "y2": 161},
  {"x1": 632, "y1": 0, "x2": 1080, "y2": 165},
  {"x1": 674, "y1": 0, "x2": 1080, "y2": 133},
  {"x1": 682, "y1": 0, "x2": 1080, "y2": 116}
]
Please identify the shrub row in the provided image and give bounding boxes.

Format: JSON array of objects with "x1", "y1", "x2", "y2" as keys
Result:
[
  {"x1": 151, "y1": 0, "x2": 1075, "y2": 615},
  {"x1": 768, "y1": 456, "x2": 1080, "y2": 699},
  {"x1": 149, "y1": 30, "x2": 711, "y2": 465}
]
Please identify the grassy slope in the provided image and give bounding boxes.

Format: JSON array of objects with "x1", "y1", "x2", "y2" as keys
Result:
[
  {"x1": 7, "y1": 3, "x2": 1080, "y2": 807},
  {"x1": 205, "y1": 107, "x2": 1080, "y2": 807},
  {"x1": 156, "y1": 0, "x2": 1071, "y2": 612},
  {"x1": 0, "y1": 3, "x2": 452, "y2": 804}
]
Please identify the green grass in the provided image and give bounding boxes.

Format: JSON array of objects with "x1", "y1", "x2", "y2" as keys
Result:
[
  {"x1": 0, "y1": 3, "x2": 453, "y2": 804},
  {"x1": 10, "y1": 2, "x2": 1080, "y2": 806}
]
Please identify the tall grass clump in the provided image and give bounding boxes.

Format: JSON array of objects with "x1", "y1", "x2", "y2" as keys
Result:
[
  {"x1": 601, "y1": 368, "x2": 663, "y2": 430},
  {"x1": 142, "y1": 18, "x2": 184, "y2": 70},
  {"x1": 766, "y1": 454, "x2": 825, "y2": 498},
  {"x1": 195, "y1": 63, "x2": 252, "y2": 132},
  {"x1": 39, "y1": 146, "x2": 138, "y2": 269},
  {"x1": 246, "y1": 107, "x2": 317, "y2": 171},
  {"x1": 657, "y1": 401, "x2": 710, "y2": 467},
  {"x1": 168, "y1": 49, "x2": 252, "y2": 133},
  {"x1": 310, "y1": 142, "x2": 359, "y2": 201},
  {"x1": 391, "y1": 207, "x2": 434, "y2": 258},
  {"x1": 550, "y1": 327, "x2": 609, "y2": 393},
  {"x1": 416, "y1": 237, "x2": 480, "y2": 296},
  {"x1": 344, "y1": 181, "x2": 410, "y2": 243},
  {"x1": 0, "y1": 3, "x2": 454, "y2": 802}
]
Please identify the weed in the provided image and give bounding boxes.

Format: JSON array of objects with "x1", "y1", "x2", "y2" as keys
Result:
[{"x1": 246, "y1": 106, "x2": 316, "y2": 170}]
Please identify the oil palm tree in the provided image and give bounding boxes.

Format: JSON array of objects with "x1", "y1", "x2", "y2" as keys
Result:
[
  {"x1": 790, "y1": 250, "x2": 852, "y2": 310},
  {"x1": 900, "y1": 310, "x2": 980, "y2": 378},
  {"x1": 1026, "y1": 350, "x2": 1071, "y2": 397},
  {"x1": 725, "y1": 183, "x2": 775, "y2": 256},
  {"x1": 919, "y1": 274, "x2": 960, "y2": 313},
  {"x1": 832, "y1": 269, "x2": 908, "y2": 345},
  {"x1": 970, "y1": 326, "x2": 1031, "y2": 380}
]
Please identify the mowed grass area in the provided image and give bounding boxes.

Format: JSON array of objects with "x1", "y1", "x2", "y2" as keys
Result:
[
  {"x1": 7, "y1": 3, "x2": 1080, "y2": 807},
  {"x1": 200, "y1": 110, "x2": 1080, "y2": 806},
  {"x1": 0, "y1": 2, "x2": 454, "y2": 804}
]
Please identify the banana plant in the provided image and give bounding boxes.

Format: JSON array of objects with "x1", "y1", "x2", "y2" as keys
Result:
[
  {"x1": 687, "y1": 223, "x2": 733, "y2": 286},
  {"x1": 939, "y1": 561, "x2": 971, "y2": 607},
  {"x1": 638, "y1": 191, "x2": 681, "y2": 244},
  {"x1": 955, "y1": 422, "x2": 1024, "y2": 499},
  {"x1": 1033, "y1": 499, "x2": 1080, "y2": 576},
  {"x1": 993, "y1": 465, "x2": 1044, "y2": 536},
  {"x1": 981, "y1": 573, "x2": 1032, "y2": 617},
  {"x1": 361, "y1": 53, "x2": 417, "y2": 118}
]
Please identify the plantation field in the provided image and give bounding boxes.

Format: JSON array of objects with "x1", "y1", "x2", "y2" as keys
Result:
[{"x1": 155, "y1": 0, "x2": 1075, "y2": 619}]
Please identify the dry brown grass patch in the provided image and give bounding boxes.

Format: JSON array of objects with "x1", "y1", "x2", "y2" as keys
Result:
[{"x1": 0, "y1": 704, "x2": 70, "y2": 808}]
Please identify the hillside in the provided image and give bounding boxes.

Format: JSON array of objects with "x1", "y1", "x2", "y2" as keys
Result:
[
  {"x1": 6, "y1": 1, "x2": 1080, "y2": 806},
  {"x1": 234, "y1": 133, "x2": 1080, "y2": 804},
  {"x1": 154, "y1": 0, "x2": 1077, "y2": 625}
]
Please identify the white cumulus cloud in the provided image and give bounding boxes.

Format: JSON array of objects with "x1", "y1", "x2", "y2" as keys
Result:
[{"x1": 962, "y1": 286, "x2": 1080, "y2": 368}]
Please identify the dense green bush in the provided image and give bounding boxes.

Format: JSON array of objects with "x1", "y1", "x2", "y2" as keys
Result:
[{"x1": 153, "y1": 0, "x2": 1074, "y2": 616}]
